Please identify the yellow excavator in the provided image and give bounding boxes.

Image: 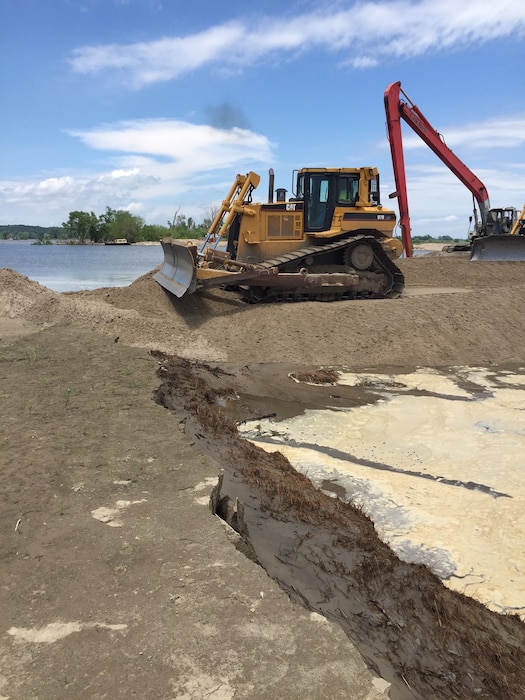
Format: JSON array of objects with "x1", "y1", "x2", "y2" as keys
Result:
[{"x1": 154, "y1": 167, "x2": 405, "y2": 303}]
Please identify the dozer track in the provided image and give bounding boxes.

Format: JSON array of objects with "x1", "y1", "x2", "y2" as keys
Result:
[{"x1": 238, "y1": 235, "x2": 405, "y2": 303}]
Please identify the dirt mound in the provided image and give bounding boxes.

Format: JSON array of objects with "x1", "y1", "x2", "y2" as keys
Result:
[
  {"x1": 3, "y1": 256, "x2": 525, "y2": 368},
  {"x1": 0, "y1": 268, "x2": 61, "y2": 321},
  {"x1": 397, "y1": 254, "x2": 525, "y2": 288},
  {"x1": 72, "y1": 270, "x2": 171, "y2": 317},
  {"x1": 0, "y1": 268, "x2": 137, "y2": 329},
  {"x1": 75, "y1": 257, "x2": 525, "y2": 368}
]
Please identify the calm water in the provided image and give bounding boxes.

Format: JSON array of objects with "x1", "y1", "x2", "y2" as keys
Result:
[{"x1": 0, "y1": 240, "x2": 164, "y2": 292}]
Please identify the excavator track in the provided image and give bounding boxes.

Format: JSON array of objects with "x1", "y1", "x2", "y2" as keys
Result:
[{"x1": 238, "y1": 236, "x2": 404, "y2": 303}]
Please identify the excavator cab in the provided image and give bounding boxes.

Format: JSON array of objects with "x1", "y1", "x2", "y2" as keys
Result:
[{"x1": 484, "y1": 208, "x2": 516, "y2": 237}]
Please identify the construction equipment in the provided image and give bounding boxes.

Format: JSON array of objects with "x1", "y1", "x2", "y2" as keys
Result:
[
  {"x1": 155, "y1": 167, "x2": 405, "y2": 303},
  {"x1": 470, "y1": 205, "x2": 525, "y2": 260},
  {"x1": 384, "y1": 80, "x2": 525, "y2": 261}
]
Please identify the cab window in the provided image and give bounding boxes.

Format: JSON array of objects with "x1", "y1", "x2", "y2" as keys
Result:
[
  {"x1": 338, "y1": 176, "x2": 359, "y2": 204},
  {"x1": 306, "y1": 175, "x2": 330, "y2": 229},
  {"x1": 369, "y1": 176, "x2": 380, "y2": 204}
]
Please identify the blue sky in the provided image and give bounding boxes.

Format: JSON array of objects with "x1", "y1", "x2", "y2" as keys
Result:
[{"x1": 1, "y1": 0, "x2": 525, "y2": 239}]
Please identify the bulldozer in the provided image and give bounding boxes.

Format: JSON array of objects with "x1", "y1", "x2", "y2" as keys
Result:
[
  {"x1": 469, "y1": 204, "x2": 525, "y2": 260},
  {"x1": 154, "y1": 167, "x2": 405, "y2": 303}
]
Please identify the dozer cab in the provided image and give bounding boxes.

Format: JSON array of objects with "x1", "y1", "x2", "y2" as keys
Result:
[{"x1": 154, "y1": 167, "x2": 405, "y2": 303}]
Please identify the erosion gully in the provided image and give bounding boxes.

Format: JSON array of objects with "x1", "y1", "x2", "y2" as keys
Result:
[{"x1": 153, "y1": 353, "x2": 525, "y2": 700}]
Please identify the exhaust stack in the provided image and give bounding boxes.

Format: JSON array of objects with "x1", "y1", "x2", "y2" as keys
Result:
[{"x1": 268, "y1": 168, "x2": 274, "y2": 203}]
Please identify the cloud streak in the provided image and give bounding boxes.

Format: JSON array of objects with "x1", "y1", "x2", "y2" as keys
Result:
[
  {"x1": 68, "y1": 119, "x2": 275, "y2": 173},
  {"x1": 396, "y1": 114, "x2": 525, "y2": 151},
  {"x1": 70, "y1": 0, "x2": 525, "y2": 87}
]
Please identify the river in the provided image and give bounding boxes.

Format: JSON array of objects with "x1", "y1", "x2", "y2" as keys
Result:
[{"x1": 0, "y1": 240, "x2": 163, "y2": 292}]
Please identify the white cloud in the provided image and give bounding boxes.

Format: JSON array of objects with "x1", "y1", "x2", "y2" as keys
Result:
[
  {"x1": 0, "y1": 120, "x2": 275, "y2": 226},
  {"x1": 70, "y1": 23, "x2": 246, "y2": 88},
  {"x1": 0, "y1": 169, "x2": 157, "y2": 225},
  {"x1": 399, "y1": 115, "x2": 525, "y2": 151},
  {"x1": 349, "y1": 56, "x2": 379, "y2": 69},
  {"x1": 68, "y1": 119, "x2": 274, "y2": 172},
  {"x1": 69, "y1": 0, "x2": 525, "y2": 87}
]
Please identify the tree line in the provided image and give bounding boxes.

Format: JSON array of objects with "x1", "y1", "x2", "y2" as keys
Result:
[
  {"x1": 1, "y1": 216, "x2": 464, "y2": 245},
  {"x1": 0, "y1": 224, "x2": 65, "y2": 241},
  {"x1": 0, "y1": 207, "x2": 210, "y2": 243}
]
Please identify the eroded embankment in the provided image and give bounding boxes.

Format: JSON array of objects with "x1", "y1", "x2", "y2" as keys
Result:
[{"x1": 153, "y1": 353, "x2": 525, "y2": 700}]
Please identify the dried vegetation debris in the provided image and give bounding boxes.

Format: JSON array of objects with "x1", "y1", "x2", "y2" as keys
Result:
[{"x1": 289, "y1": 368, "x2": 340, "y2": 384}]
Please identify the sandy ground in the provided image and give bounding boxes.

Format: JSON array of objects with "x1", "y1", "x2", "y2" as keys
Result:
[{"x1": 2, "y1": 252, "x2": 525, "y2": 699}]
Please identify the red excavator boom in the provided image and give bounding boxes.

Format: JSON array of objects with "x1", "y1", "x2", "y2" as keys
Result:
[{"x1": 384, "y1": 81, "x2": 492, "y2": 257}]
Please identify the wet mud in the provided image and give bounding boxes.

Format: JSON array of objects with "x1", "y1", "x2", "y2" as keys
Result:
[{"x1": 154, "y1": 353, "x2": 525, "y2": 700}]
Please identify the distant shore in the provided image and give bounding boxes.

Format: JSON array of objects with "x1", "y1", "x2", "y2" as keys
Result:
[{"x1": 413, "y1": 242, "x2": 449, "y2": 252}]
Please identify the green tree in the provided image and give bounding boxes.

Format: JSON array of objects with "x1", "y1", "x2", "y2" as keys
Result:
[
  {"x1": 167, "y1": 208, "x2": 207, "y2": 239},
  {"x1": 62, "y1": 211, "x2": 99, "y2": 243},
  {"x1": 140, "y1": 224, "x2": 170, "y2": 241},
  {"x1": 57, "y1": 206, "x2": 208, "y2": 243},
  {"x1": 105, "y1": 210, "x2": 144, "y2": 243},
  {"x1": 97, "y1": 206, "x2": 117, "y2": 242}
]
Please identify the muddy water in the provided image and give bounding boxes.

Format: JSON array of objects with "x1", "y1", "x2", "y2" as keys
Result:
[
  {"x1": 156, "y1": 354, "x2": 525, "y2": 699},
  {"x1": 237, "y1": 366, "x2": 525, "y2": 619}
]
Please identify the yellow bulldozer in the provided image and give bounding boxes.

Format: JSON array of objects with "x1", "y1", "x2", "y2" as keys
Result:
[{"x1": 154, "y1": 167, "x2": 405, "y2": 303}]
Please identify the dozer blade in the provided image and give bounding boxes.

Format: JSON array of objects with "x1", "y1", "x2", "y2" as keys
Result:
[
  {"x1": 154, "y1": 240, "x2": 198, "y2": 297},
  {"x1": 470, "y1": 235, "x2": 525, "y2": 261}
]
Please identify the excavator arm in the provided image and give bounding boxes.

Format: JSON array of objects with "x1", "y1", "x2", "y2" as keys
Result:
[
  {"x1": 384, "y1": 83, "x2": 413, "y2": 257},
  {"x1": 384, "y1": 81, "x2": 492, "y2": 256}
]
